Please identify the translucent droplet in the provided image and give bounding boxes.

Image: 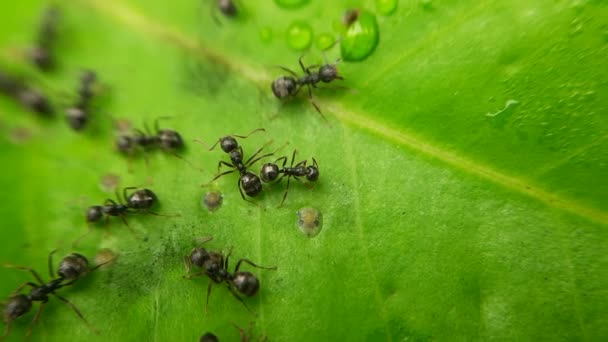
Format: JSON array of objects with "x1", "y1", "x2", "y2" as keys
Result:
[
  {"x1": 340, "y1": 11, "x2": 379, "y2": 62},
  {"x1": 286, "y1": 21, "x2": 313, "y2": 51},
  {"x1": 375, "y1": 0, "x2": 398, "y2": 16},
  {"x1": 202, "y1": 191, "x2": 223, "y2": 212},
  {"x1": 296, "y1": 207, "x2": 323, "y2": 238},
  {"x1": 316, "y1": 33, "x2": 335, "y2": 51},
  {"x1": 259, "y1": 26, "x2": 272, "y2": 43},
  {"x1": 274, "y1": 0, "x2": 310, "y2": 9}
]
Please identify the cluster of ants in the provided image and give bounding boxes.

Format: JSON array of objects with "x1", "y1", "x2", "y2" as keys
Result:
[{"x1": 0, "y1": 1, "x2": 347, "y2": 340}]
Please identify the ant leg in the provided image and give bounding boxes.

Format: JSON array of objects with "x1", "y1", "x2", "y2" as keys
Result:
[
  {"x1": 144, "y1": 210, "x2": 180, "y2": 218},
  {"x1": 276, "y1": 66, "x2": 298, "y2": 78},
  {"x1": 204, "y1": 169, "x2": 236, "y2": 186},
  {"x1": 1, "y1": 319, "x2": 10, "y2": 340},
  {"x1": 122, "y1": 186, "x2": 138, "y2": 203},
  {"x1": 9, "y1": 282, "x2": 38, "y2": 297},
  {"x1": 244, "y1": 141, "x2": 274, "y2": 165},
  {"x1": 224, "y1": 246, "x2": 233, "y2": 269},
  {"x1": 226, "y1": 285, "x2": 254, "y2": 314},
  {"x1": 183, "y1": 271, "x2": 207, "y2": 279},
  {"x1": 312, "y1": 157, "x2": 318, "y2": 168},
  {"x1": 48, "y1": 249, "x2": 58, "y2": 278},
  {"x1": 24, "y1": 303, "x2": 44, "y2": 339},
  {"x1": 73, "y1": 227, "x2": 94, "y2": 249},
  {"x1": 217, "y1": 160, "x2": 234, "y2": 174},
  {"x1": 278, "y1": 176, "x2": 292, "y2": 208},
  {"x1": 298, "y1": 55, "x2": 309, "y2": 74},
  {"x1": 53, "y1": 294, "x2": 98, "y2": 334},
  {"x1": 183, "y1": 255, "x2": 192, "y2": 273},
  {"x1": 274, "y1": 156, "x2": 288, "y2": 167},
  {"x1": 205, "y1": 282, "x2": 214, "y2": 314},
  {"x1": 119, "y1": 215, "x2": 140, "y2": 239},
  {"x1": 234, "y1": 259, "x2": 277, "y2": 272},
  {"x1": 2, "y1": 265, "x2": 44, "y2": 284},
  {"x1": 206, "y1": 138, "x2": 221, "y2": 151},
  {"x1": 167, "y1": 151, "x2": 204, "y2": 172},
  {"x1": 153, "y1": 116, "x2": 172, "y2": 134},
  {"x1": 290, "y1": 150, "x2": 298, "y2": 167},
  {"x1": 306, "y1": 85, "x2": 328, "y2": 122},
  {"x1": 232, "y1": 128, "x2": 266, "y2": 139}
]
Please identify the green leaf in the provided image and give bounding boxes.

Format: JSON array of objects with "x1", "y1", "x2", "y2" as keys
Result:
[{"x1": 0, "y1": 0, "x2": 606, "y2": 341}]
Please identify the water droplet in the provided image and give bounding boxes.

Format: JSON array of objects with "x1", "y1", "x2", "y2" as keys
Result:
[
  {"x1": 316, "y1": 33, "x2": 335, "y2": 51},
  {"x1": 202, "y1": 191, "x2": 223, "y2": 212},
  {"x1": 274, "y1": 0, "x2": 310, "y2": 9},
  {"x1": 296, "y1": 207, "x2": 323, "y2": 238},
  {"x1": 375, "y1": 0, "x2": 398, "y2": 16},
  {"x1": 259, "y1": 26, "x2": 272, "y2": 43},
  {"x1": 340, "y1": 11, "x2": 379, "y2": 62},
  {"x1": 100, "y1": 173, "x2": 120, "y2": 193},
  {"x1": 95, "y1": 248, "x2": 117, "y2": 268},
  {"x1": 286, "y1": 21, "x2": 313, "y2": 51}
]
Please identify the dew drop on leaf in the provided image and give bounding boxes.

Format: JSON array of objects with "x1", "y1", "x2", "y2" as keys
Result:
[
  {"x1": 274, "y1": 0, "x2": 310, "y2": 9},
  {"x1": 296, "y1": 207, "x2": 323, "y2": 238},
  {"x1": 316, "y1": 33, "x2": 335, "y2": 50},
  {"x1": 259, "y1": 26, "x2": 273, "y2": 43},
  {"x1": 375, "y1": 0, "x2": 398, "y2": 16},
  {"x1": 202, "y1": 191, "x2": 223, "y2": 212},
  {"x1": 340, "y1": 10, "x2": 379, "y2": 62},
  {"x1": 286, "y1": 21, "x2": 313, "y2": 51}
]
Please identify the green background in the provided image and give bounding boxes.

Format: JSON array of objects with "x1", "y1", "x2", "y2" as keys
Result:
[{"x1": 0, "y1": 0, "x2": 606, "y2": 341}]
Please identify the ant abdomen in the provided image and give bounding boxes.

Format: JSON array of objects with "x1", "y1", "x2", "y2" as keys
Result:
[
  {"x1": 3, "y1": 294, "x2": 32, "y2": 321},
  {"x1": 232, "y1": 272, "x2": 259, "y2": 297},
  {"x1": 271, "y1": 76, "x2": 298, "y2": 99},
  {"x1": 126, "y1": 188, "x2": 157, "y2": 210},
  {"x1": 240, "y1": 172, "x2": 263, "y2": 197}
]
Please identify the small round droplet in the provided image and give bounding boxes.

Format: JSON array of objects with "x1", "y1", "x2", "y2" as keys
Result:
[
  {"x1": 259, "y1": 26, "x2": 272, "y2": 43},
  {"x1": 296, "y1": 207, "x2": 323, "y2": 238},
  {"x1": 95, "y1": 248, "x2": 117, "y2": 268},
  {"x1": 375, "y1": 0, "x2": 398, "y2": 15},
  {"x1": 316, "y1": 33, "x2": 335, "y2": 51},
  {"x1": 340, "y1": 11, "x2": 379, "y2": 62},
  {"x1": 286, "y1": 21, "x2": 313, "y2": 51},
  {"x1": 274, "y1": 0, "x2": 310, "y2": 9},
  {"x1": 100, "y1": 173, "x2": 120, "y2": 193},
  {"x1": 202, "y1": 191, "x2": 223, "y2": 212}
]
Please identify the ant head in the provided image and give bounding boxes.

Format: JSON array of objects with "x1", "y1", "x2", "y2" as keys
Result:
[
  {"x1": 86, "y1": 205, "x2": 104, "y2": 223},
  {"x1": 3, "y1": 294, "x2": 32, "y2": 322},
  {"x1": 240, "y1": 172, "x2": 263, "y2": 197},
  {"x1": 66, "y1": 107, "x2": 87, "y2": 131},
  {"x1": 189, "y1": 248, "x2": 210, "y2": 268},
  {"x1": 81, "y1": 70, "x2": 97, "y2": 84},
  {"x1": 306, "y1": 165, "x2": 319, "y2": 181},
  {"x1": 127, "y1": 188, "x2": 157, "y2": 210},
  {"x1": 260, "y1": 163, "x2": 280, "y2": 183},
  {"x1": 18, "y1": 90, "x2": 53, "y2": 116},
  {"x1": 319, "y1": 63, "x2": 341, "y2": 83},
  {"x1": 220, "y1": 136, "x2": 238, "y2": 153},
  {"x1": 116, "y1": 135, "x2": 134, "y2": 154},
  {"x1": 200, "y1": 332, "x2": 219, "y2": 342},
  {"x1": 28, "y1": 46, "x2": 52, "y2": 71},
  {"x1": 271, "y1": 76, "x2": 298, "y2": 99},
  {"x1": 158, "y1": 129, "x2": 184, "y2": 151},
  {"x1": 57, "y1": 253, "x2": 90, "y2": 280},
  {"x1": 232, "y1": 271, "x2": 259, "y2": 297},
  {"x1": 218, "y1": 0, "x2": 237, "y2": 16}
]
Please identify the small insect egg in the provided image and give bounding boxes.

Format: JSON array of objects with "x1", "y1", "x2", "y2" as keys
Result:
[
  {"x1": 202, "y1": 191, "x2": 223, "y2": 212},
  {"x1": 296, "y1": 207, "x2": 323, "y2": 238},
  {"x1": 99, "y1": 173, "x2": 120, "y2": 192},
  {"x1": 95, "y1": 248, "x2": 117, "y2": 268}
]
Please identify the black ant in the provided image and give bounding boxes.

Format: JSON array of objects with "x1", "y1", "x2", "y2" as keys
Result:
[
  {"x1": 116, "y1": 117, "x2": 199, "y2": 171},
  {"x1": 0, "y1": 69, "x2": 54, "y2": 116},
  {"x1": 74, "y1": 187, "x2": 170, "y2": 246},
  {"x1": 200, "y1": 332, "x2": 219, "y2": 342},
  {"x1": 183, "y1": 237, "x2": 276, "y2": 314},
  {"x1": 271, "y1": 54, "x2": 344, "y2": 121},
  {"x1": 206, "y1": 128, "x2": 265, "y2": 154},
  {"x1": 206, "y1": 140, "x2": 275, "y2": 204},
  {"x1": 66, "y1": 70, "x2": 98, "y2": 131},
  {"x1": 1, "y1": 250, "x2": 108, "y2": 339},
  {"x1": 28, "y1": 6, "x2": 60, "y2": 71},
  {"x1": 260, "y1": 150, "x2": 319, "y2": 207}
]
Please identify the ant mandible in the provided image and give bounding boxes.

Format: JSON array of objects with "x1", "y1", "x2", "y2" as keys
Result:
[
  {"x1": 1, "y1": 250, "x2": 108, "y2": 339},
  {"x1": 183, "y1": 237, "x2": 277, "y2": 314},
  {"x1": 271, "y1": 54, "x2": 344, "y2": 121},
  {"x1": 260, "y1": 150, "x2": 319, "y2": 207}
]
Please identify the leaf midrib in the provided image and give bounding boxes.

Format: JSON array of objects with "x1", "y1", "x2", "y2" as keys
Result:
[{"x1": 77, "y1": 0, "x2": 608, "y2": 225}]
